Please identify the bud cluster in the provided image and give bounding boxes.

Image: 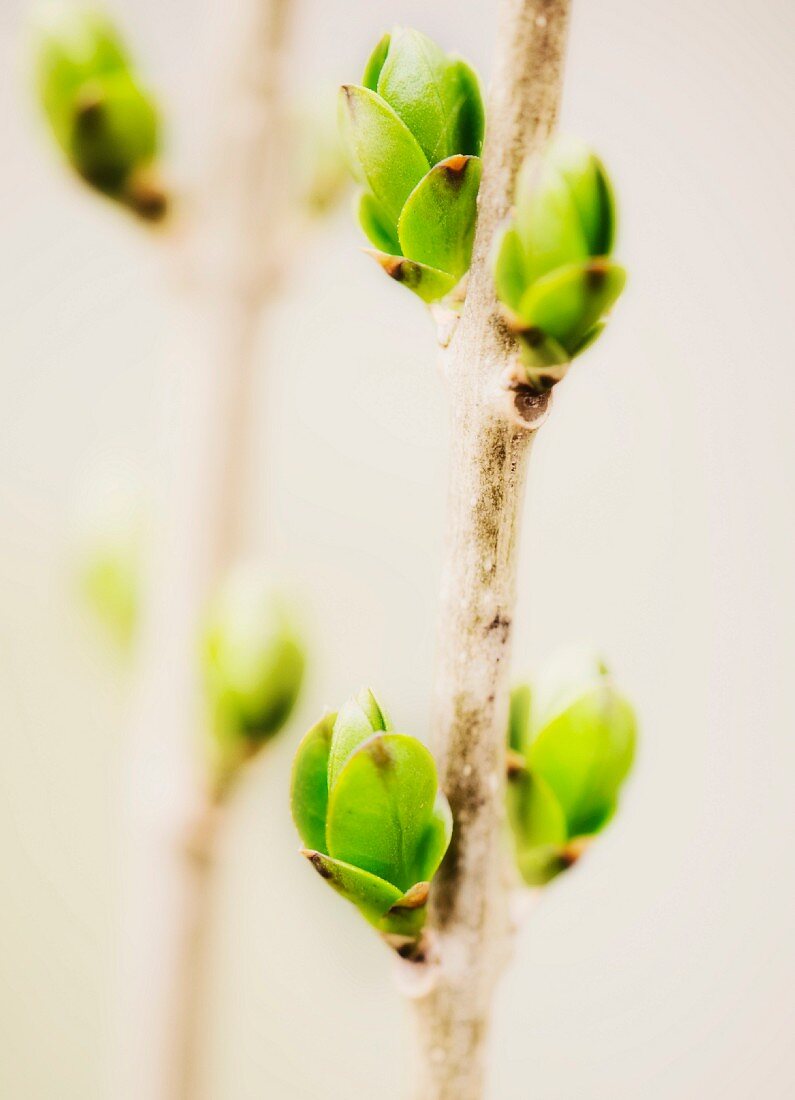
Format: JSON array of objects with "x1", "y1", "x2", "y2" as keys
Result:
[
  {"x1": 339, "y1": 28, "x2": 484, "y2": 303},
  {"x1": 32, "y1": 3, "x2": 165, "y2": 219},
  {"x1": 507, "y1": 650, "x2": 637, "y2": 885},
  {"x1": 291, "y1": 688, "x2": 452, "y2": 947},
  {"x1": 494, "y1": 138, "x2": 626, "y2": 390}
]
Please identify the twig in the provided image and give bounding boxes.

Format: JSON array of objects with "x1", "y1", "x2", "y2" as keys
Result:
[
  {"x1": 409, "y1": 3, "x2": 572, "y2": 1097},
  {"x1": 114, "y1": 2, "x2": 294, "y2": 1098}
]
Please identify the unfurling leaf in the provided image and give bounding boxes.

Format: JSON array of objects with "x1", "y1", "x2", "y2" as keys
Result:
[
  {"x1": 494, "y1": 137, "x2": 625, "y2": 389},
  {"x1": 375, "y1": 28, "x2": 483, "y2": 163},
  {"x1": 398, "y1": 155, "x2": 482, "y2": 281},
  {"x1": 340, "y1": 28, "x2": 484, "y2": 305},
  {"x1": 291, "y1": 688, "x2": 452, "y2": 945},
  {"x1": 508, "y1": 648, "x2": 637, "y2": 886},
  {"x1": 338, "y1": 84, "x2": 428, "y2": 221}
]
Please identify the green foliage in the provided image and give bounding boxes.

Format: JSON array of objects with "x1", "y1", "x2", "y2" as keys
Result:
[
  {"x1": 339, "y1": 27, "x2": 484, "y2": 304},
  {"x1": 291, "y1": 689, "x2": 452, "y2": 945},
  {"x1": 494, "y1": 137, "x2": 625, "y2": 390},
  {"x1": 507, "y1": 649, "x2": 637, "y2": 886},
  {"x1": 203, "y1": 564, "x2": 305, "y2": 782},
  {"x1": 31, "y1": 2, "x2": 166, "y2": 219}
]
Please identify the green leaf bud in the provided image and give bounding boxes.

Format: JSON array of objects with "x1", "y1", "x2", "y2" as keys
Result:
[
  {"x1": 507, "y1": 649, "x2": 637, "y2": 886},
  {"x1": 291, "y1": 690, "x2": 452, "y2": 948},
  {"x1": 494, "y1": 137, "x2": 625, "y2": 389},
  {"x1": 340, "y1": 28, "x2": 484, "y2": 304},
  {"x1": 31, "y1": 2, "x2": 167, "y2": 220},
  {"x1": 203, "y1": 563, "x2": 306, "y2": 782}
]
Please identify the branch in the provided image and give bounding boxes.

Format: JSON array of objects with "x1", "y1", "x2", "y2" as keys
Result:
[
  {"x1": 409, "y1": 3, "x2": 571, "y2": 1097},
  {"x1": 114, "y1": 3, "x2": 294, "y2": 1098}
]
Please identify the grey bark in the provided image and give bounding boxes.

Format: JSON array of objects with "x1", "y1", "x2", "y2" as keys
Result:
[{"x1": 410, "y1": 3, "x2": 572, "y2": 1097}]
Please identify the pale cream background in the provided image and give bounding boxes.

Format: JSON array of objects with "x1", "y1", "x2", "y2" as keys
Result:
[{"x1": 1, "y1": 0, "x2": 794, "y2": 1096}]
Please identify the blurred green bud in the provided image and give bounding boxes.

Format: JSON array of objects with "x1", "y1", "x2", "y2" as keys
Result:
[
  {"x1": 203, "y1": 563, "x2": 305, "y2": 780},
  {"x1": 291, "y1": 688, "x2": 452, "y2": 950},
  {"x1": 507, "y1": 649, "x2": 637, "y2": 886},
  {"x1": 72, "y1": 475, "x2": 143, "y2": 650},
  {"x1": 31, "y1": 2, "x2": 167, "y2": 220},
  {"x1": 339, "y1": 27, "x2": 484, "y2": 304},
  {"x1": 494, "y1": 137, "x2": 625, "y2": 390},
  {"x1": 293, "y1": 103, "x2": 350, "y2": 219}
]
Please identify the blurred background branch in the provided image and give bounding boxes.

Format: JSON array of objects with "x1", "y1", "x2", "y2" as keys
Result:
[{"x1": 118, "y1": 1, "x2": 298, "y2": 1097}]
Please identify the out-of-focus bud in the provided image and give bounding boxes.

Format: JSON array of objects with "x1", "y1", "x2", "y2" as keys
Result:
[
  {"x1": 339, "y1": 27, "x2": 484, "y2": 305},
  {"x1": 31, "y1": 2, "x2": 167, "y2": 220},
  {"x1": 291, "y1": 689, "x2": 452, "y2": 952},
  {"x1": 203, "y1": 563, "x2": 305, "y2": 782},
  {"x1": 494, "y1": 137, "x2": 625, "y2": 390},
  {"x1": 293, "y1": 104, "x2": 350, "y2": 219},
  {"x1": 71, "y1": 471, "x2": 144, "y2": 650},
  {"x1": 507, "y1": 649, "x2": 637, "y2": 886}
]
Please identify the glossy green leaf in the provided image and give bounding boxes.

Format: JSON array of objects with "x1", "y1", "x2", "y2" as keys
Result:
[
  {"x1": 448, "y1": 58, "x2": 485, "y2": 159},
  {"x1": 530, "y1": 678, "x2": 637, "y2": 838},
  {"x1": 414, "y1": 792, "x2": 453, "y2": 882},
  {"x1": 398, "y1": 155, "x2": 481, "y2": 279},
  {"x1": 290, "y1": 712, "x2": 335, "y2": 854},
  {"x1": 326, "y1": 732, "x2": 440, "y2": 892},
  {"x1": 327, "y1": 687, "x2": 391, "y2": 788},
  {"x1": 358, "y1": 191, "x2": 401, "y2": 254},
  {"x1": 366, "y1": 249, "x2": 457, "y2": 303},
  {"x1": 516, "y1": 259, "x2": 626, "y2": 355},
  {"x1": 362, "y1": 32, "x2": 391, "y2": 91},
  {"x1": 301, "y1": 850, "x2": 403, "y2": 926},
  {"x1": 376, "y1": 28, "x2": 483, "y2": 163},
  {"x1": 338, "y1": 84, "x2": 429, "y2": 222}
]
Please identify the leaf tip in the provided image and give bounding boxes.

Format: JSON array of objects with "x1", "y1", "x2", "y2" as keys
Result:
[
  {"x1": 363, "y1": 248, "x2": 405, "y2": 281},
  {"x1": 300, "y1": 849, "x2": 332, "y2": 880}
]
